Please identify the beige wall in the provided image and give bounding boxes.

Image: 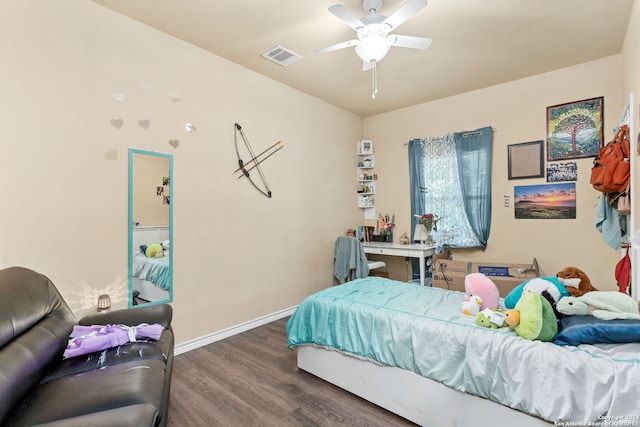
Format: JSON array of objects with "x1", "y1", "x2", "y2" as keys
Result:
[
  {"x1": 132, "y1": 153, "x2": 170, "y2": 226},
  {"x1": 0, "y1": 1, "x2": 362, "y2": 343},
  {"x1": 364, "y1": 55, "x2": 626, "y2": 289}
]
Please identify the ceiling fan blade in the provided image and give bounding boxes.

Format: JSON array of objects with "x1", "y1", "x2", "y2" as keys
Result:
[
  {"x1": 383, "y1": 0, "x2": 428, "y2": 30},
  {"x1": 314, "y1": 39, "x2": 359, "y2": 55},
  {"x1": 328, "y1": 4, "x2": 365, "y2": 31},
  {"x1": 390, "y1": 35, "x2": 432, "y2": 49}
]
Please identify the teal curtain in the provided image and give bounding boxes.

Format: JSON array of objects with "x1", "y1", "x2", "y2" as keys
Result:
[{"x1": 453, "y1": 126, "x2": 493, "y2": 248}]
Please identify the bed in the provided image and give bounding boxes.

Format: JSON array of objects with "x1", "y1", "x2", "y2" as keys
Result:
[
  {"x1": 286, "y1": 277, "x2": 640, "y2": 427},
  {"x1": 132, "y1": 253, "x2": 171, "y2": 301},
  {"x1": 131, "y1": 226, "x2": 171, "y2": 302}
]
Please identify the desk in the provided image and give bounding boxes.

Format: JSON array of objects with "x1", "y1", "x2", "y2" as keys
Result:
[{"x1": 362, "y1": 242, "x2": 436, "y2": 286}]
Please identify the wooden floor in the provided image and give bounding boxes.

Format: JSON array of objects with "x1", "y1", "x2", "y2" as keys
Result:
[{"x1": 167, "y1": 317, "x2": 416, "y2": 427}]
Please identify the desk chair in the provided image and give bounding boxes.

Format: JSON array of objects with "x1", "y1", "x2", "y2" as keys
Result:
[{"x1": 334, "y1": 236, "x2": 387, "y2": 283}]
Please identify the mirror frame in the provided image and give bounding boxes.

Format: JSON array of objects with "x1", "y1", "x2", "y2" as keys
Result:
[{"x1": 128, "y1": 149, "x2": 174, "y2": 308}]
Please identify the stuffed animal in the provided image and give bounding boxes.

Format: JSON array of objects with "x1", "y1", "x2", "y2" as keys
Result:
[
  {"x1": 461, "y1": 295, "x2": 483, "y2": 316},
  {"x1": 556, "y1": 291, "x2": 640, "y2": 320},
  {"x1": 504, "y1": 276, "x2": 570, "y2": 309},
  {"x1": 504, "y1": 292, "x2": 558, "y2": 341},
  {"x1": 475, "y1": 308, "x2": 508, "y2": 329},
  {"x1": 464, "y1": 273, "x2": 500, "y2": 310},
  {"x1": 522, "y1": 278, "x2": 561, "y2": 304},
  {"x1": 162, "y1": 239, "x2": 170, "y2": 257},
  {"x1": 556, "y1": 266, "x2": 599, "y2": 297},
  {"x1": 522, "y1": 277, "x2": 565, "y2": 319},
  {"x1": 145, "y1": 243, "x2": 164, "y2": 258}
]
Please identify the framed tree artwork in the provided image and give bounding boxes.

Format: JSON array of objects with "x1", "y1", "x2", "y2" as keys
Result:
[{"x1": 546, "y1": 97, "x2": 604, "y2": 161}]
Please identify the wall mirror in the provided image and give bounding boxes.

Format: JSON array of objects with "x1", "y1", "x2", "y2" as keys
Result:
[{"x1": 128, "y1": 149, "x2": 173, "y2": 308}]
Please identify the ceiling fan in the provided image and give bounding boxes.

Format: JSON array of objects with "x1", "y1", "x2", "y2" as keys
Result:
[{"x1": 315, "y1": 0, "x2": 432, "y2": 80}]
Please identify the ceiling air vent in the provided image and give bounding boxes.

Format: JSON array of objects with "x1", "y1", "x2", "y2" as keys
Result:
[{"x1": 261, "y1": 45, "x2": 302, "y2": 67}]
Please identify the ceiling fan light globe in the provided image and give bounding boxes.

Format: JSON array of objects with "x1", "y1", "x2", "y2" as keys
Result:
[{"x1": 355, "y1": 33, "x2": 392, "y2": 62}]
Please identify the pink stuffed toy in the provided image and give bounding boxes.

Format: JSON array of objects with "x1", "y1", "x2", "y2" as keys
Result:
[{"x1": 464, "y1": 272, "x2": 500, "y2": 310}]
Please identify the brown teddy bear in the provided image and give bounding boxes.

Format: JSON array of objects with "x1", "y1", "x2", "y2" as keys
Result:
[{"x1": 556, "y1": 266, "x2": 599, "y2": 297}]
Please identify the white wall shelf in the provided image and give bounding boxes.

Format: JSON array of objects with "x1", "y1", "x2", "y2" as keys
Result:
[{"x1": 357, "y1": 140, "x2": 377, "y2": 210}]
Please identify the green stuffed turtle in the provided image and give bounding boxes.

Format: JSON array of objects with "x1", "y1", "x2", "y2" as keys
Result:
[
  {"x1": 475, "y1": 308, "x2": 508, "y2": 329},
  {"x1": 504, "y1": 291, "x2": 557, "y2": 341},
  {"x1": 556, "y1": 291, "x2": 640, "y2": 320}
]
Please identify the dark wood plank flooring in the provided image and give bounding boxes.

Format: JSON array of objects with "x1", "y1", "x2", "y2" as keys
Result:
[{"x1": 167, "y1": 317, "x2": 416, "y2": 426}]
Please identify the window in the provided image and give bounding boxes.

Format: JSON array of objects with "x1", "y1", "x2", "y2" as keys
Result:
[
  {"x1": 420, "y1": 136, "x2": 481, "y2": 249},
  {"x1": 409, "y1": 127, "x2": 493, "y2": 254}
]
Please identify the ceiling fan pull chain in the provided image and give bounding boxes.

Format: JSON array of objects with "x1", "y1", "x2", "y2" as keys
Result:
[{"x1": 372, "y1": 63, "x2": 378, "y2": 99}]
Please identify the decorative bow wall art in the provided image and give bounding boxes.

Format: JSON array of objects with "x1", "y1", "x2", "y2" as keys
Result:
[{"x1": 233, "y1": 122, "x2": 283, "y2": 198}]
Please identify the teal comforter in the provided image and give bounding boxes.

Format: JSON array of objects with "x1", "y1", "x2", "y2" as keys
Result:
[
  {"x1": 286, "y1": 277, "x2": 640, "y2": 423},
  {"x1": 132, "y1": 253, "x2": 171, "y2": 290}
]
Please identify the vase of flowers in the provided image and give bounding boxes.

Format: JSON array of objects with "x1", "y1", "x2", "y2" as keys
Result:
[
  {"x1": 414, "y1": 213, "x2": 441, "y2": 245},
  {"x1": 379, "y1": 214, "x2": 395, "y2": 243}
]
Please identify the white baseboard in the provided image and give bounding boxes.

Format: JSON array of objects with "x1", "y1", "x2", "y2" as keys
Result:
[{"x1": 174, "y1": 305, "x2": 298, "y2": 355}]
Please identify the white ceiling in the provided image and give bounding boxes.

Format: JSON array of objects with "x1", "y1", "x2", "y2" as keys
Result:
[{"x1": 90, "y1": 0, "x2": 633, "y2": 117}]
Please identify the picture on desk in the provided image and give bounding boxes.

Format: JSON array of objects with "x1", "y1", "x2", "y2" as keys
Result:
[
  {"x1": 357, "y1": 225, "x2": 391, "y2": 242},
  {"x1": 357, "y1": 226, "x2": 375, "y2": 241}
]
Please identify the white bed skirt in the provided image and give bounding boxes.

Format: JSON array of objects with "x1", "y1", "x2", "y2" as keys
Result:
[
  {"x1": 296, "y1": 345, "x2": 552, "y2": 427},
  {"x1": 132, "y1": 276, "x2": 169, "y2": 302}
]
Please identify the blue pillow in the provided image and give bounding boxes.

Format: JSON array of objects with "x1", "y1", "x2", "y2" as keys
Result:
[
  {"x1": 504, "y1": 276, "x2": 570, "y2": 309},
  {"x1": 553, "y1": 315, "x2": 640, "y2": 346}
]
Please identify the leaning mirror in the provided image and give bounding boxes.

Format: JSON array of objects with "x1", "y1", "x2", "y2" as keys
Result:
[{"x1": 128, "y1": 149, "x2": 173, "y2": 307}]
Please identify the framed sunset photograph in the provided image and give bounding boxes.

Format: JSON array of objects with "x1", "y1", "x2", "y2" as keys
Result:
[{"x1": 514, "y1": 183, "x2": 576, "y2": 219}]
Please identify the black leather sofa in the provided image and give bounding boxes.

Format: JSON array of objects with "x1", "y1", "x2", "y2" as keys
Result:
[{"x1": 0, "y1": 266, "x2": 174, "y2": 426}]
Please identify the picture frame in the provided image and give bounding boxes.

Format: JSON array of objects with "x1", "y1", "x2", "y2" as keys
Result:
[
  {"x1": 358, "y1": 139, "x2": 374, "y2": 155},
  {"x1": 508, "y1": 140, "x2": 544, "y2": 180},
  {"x1": 546, "y1": 97, "x2": 604, "y2": 161},
  {"x1": 546, "y1": 161, "x2": 577, "y2": 182},
  {"x1": 514, "y1": 183, "x2": 576, "y2": 219}
]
